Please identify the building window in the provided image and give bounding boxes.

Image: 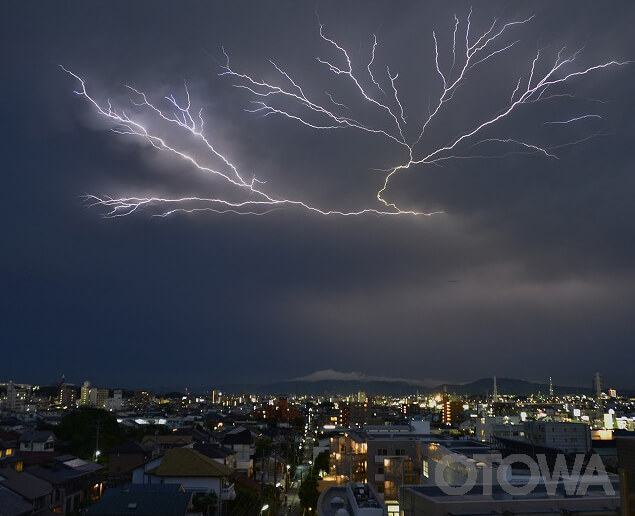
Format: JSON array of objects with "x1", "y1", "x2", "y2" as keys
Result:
[
  {"x1": 395, "y1": 449, "x2": 406, "y2": 456},
  {"x1": 377, "y1": 448, "x2": 388, "y2": 456},
  {"x1": 423, "y1": 459, "x2": 429, "y2": 478},
  {"x1": 377, "y1": 467, "x2": 384, "y2": 474}
]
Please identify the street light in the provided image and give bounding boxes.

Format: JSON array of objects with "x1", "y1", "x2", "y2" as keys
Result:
[{"x1": 260, "y1": 504, "x2": 269, "y2": 513}]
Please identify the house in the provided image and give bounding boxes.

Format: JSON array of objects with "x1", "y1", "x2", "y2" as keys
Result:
[
  {"x1": 0, "y1": 467, "x2": 54, "y2": 513},
  {"x1": 107, "y1": 441, "x2": 152, "y2": 484},
  {"x1": 192, "y1": 443, "x2": 238, "y2": 470},
  {"x1": 131, "y1": 447, "x2": 236, "y2": 502},
  {"x1": 0, "y1": 439, "x2": 16, "y2": 461},
  {"x1": 220, "y1": 427, "x2": 255, "y2": 476},
  {"x1": 18, "y1": 431, "x2": 55, "y2": 453},
  {"x1": 28, "y1": 454, "x2": 105, "y2": 514},
  {"x1": 84, "y1": 484, "x2": 193, "y2": 516},
  {"x1": 141, "y1": 435, "x2": 192, "y2": 457}
]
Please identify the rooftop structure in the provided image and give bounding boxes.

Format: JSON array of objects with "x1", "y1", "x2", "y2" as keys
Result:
[
  {"x1": 318, "y1": 482, "x2": 387, "y2": 516},
  {"x1": 400, "y1": 480, "x2": 621, "y2": 516}
]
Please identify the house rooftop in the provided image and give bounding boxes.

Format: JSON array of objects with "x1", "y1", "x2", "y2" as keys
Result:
[
  {"x1": 193, "y1": 443, "x2": 235, "y2": 459},
  {"x1": 141, "y1": 435, "x2": 193, "y2": 445},
  {"x1": 84, "y1": 487, "x2": 192, "y2": 516},
  {"x1": 149, "y1": 447, "x2": 234, "y2": 478},
  {"x1": 108, "y1": 440, "x2": 151, "y2": 455},
  {"x1": 18, "y1": 431, "x2": 54, "y2": 443},
  {"x1": 222, "y1": 427, "x2": 254, "y2": 445},
  {"x1": 0, "y1": 468, "x2": 53, "y2": 501},
  {"x1": 404, "y1": 481, "x2": 621, "y2": 501},
  {"x1": 0, "y1": 489, "x2": 34, "y2": 516}
]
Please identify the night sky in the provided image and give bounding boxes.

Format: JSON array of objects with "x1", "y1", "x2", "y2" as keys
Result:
[{"x1": 2, "y1": 2, "x2": 634, "y2": 390}]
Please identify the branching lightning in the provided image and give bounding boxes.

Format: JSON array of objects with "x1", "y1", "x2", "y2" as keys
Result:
[{"x1": 63, "y1": 9, "x2": 630, "y2": 218}]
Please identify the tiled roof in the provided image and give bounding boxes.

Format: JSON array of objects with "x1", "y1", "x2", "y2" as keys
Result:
[
  {"x1": 0, "y1": 468, "x2": 53, "y2": 500},
  {"x1": 141, "y1": 435, "x2": 192, "y2": 446},
  {"x1": 150, "y1": 447, "x2": 234, "y2": 478},
  {"x1": 0, "y1": 489, "x2": 33, "y2": 516},
  {"x1": 18, "y1": 431, "x2": 54, "y2": 443},
  {"x1": 108, "y1": 440, "x2": 150, "y2": 455},
  {"x1": 230, "y1": 471, "x2": 260, "y2": 491},
  {"x1": 193, "y1": 443, "x2": 235, "y2": 459},
  {"x1": 222, "y1": 427, "x2": 254, "y2": 445},
  {"x1": 84, "y1": 488, "x2": 192, "y2": 516}
]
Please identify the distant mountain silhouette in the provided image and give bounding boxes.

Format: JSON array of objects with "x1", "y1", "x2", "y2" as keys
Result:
[{"x1": 214, "y1": 376, "x2": 611, "y2": 397}]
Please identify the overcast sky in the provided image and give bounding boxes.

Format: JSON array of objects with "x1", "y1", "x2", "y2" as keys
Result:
[{"x1": 2, "y1": 2, "x2": 634, "y2": 390}]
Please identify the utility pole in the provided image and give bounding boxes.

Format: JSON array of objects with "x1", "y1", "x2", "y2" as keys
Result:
[
  {"x1": 260, "y1": 451, "x2": 265, "y2": 513},
  {"x1": 273, "y1": 443, "x2": 278, "y2": 516},
  {"x1": 95, "y1": 417, "x2": 101, "y2": 461}
]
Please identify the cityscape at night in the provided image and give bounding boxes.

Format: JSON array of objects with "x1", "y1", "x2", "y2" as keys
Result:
[{"x1": 2, "y1": 1, "x2": 634, "y2": 515}]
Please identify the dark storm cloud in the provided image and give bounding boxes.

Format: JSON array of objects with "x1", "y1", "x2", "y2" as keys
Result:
[{"x1": 1, "y1": 1, "x2": 634, "y2": 389}]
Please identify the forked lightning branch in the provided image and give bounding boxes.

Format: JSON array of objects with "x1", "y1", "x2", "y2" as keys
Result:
[{"x1": 64, "y1": 9, "x2": 629, "y2": 218}]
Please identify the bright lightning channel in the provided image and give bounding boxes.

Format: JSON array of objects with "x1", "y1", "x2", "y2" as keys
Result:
[{"x1": 64, "y1": 10, "x2": 630, "y2": 218}]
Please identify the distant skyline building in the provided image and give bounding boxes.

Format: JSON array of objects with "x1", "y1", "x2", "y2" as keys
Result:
[
  {"x1": 80, "y1": 381, "x2": 91, "y2": 406},
  {"x1": 80, "y1": 380, "x2": 109, "y2": 408},
  {"x1": 58, "y1": 375, "x2": 76, "y2": 407},
  {"x1": 5, "y1": 381, "x2": 27, "y2": 412},
  {"x1": 549, "y1": 376, "x2": 554, "y2": 397},
  {"x1": 595, "y1": 372, "x2": 604, "y2": 422},
  {"x1": 105, "y1": 389, "x2": 123, "y2": 411},
  {"x1": 524, "y1": 421, "x2": 592, "y2": 455},
  {"x1": 441, "y1": 400, "x2": 463, "y2": 425},
  {"x1": 493, "y1": 376, "x2": 499, "y2": 402}
]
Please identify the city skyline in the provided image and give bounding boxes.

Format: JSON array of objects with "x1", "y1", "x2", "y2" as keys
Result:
[
  {"x1": 2, "y1": 371, "x2": 633, "y2": 396},
  {"x1": 2, "y1": 1, "x2": 635, "y2": 388}
]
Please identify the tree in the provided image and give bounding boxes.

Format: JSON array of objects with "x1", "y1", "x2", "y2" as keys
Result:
[
  {"x1": 228, "y1": 483, "x2": 278, "y2": 516},
  {"x1": 53, "y1": 407, "x2": 124, "y2": 460},
  {"x1": 314, "y1": 450, "x2": 330, "y2": 477},
  {"x1": 254, "y1": 437, "x2": 273, "y2": 459},
  {"x1": 299, "y1": 472, "x2": 319, "y2": 512},
  {"x1": 192, "y1": 492, "x2": 218, "y2": 516}
]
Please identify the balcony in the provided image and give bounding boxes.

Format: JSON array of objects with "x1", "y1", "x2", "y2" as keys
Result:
[{"x1": 221, "y1": 483, "x2": 236, "y2": 501}]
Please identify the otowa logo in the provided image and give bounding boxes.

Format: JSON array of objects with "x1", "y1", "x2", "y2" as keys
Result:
[{"x1": 434, "y1": 453, "x2": 614, "y2": 496}]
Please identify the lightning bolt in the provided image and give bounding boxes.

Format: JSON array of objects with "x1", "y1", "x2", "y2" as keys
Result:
[{"x1": 63, "y1": 9, "x2": 630, "y2": 218}]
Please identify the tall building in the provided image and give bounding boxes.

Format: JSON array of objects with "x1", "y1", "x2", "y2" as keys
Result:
[
  {"x1": 79, "y1": 380, "x2": 109, "y2": 409},
  {"x1": 6, "y1": 382, "x2": 27, "y2": 412},
  {"x1": 594, "y1": 372, "x2": 603, "y2": 399},
  {"x1": 105, "y1": 389, "x2": 123, "y2": 411},
  {"x1": 549, "y1": 376, "x2": 554, "y2": 397},
  {"x1": 80, "y1": 381, "x2": 91, "y2": 406},
  {"x1": 524, "y1": 421, "x2": 591, "y2": 455},
  {"x1": 594, "y1": 372, "x2": 604, "y2": 423},
  {"x1": 493, "y1": 376, "x2": 499, "y2": 402},
  {"x1": 58, "y1": 376, "x2": 76, "y2": 407},
  {"x1": 441, "y1": 400, "x2": 463, "y2": 425},
  {"x1": 339, "y1": 402, "x2": 373, "y2": 428}
]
